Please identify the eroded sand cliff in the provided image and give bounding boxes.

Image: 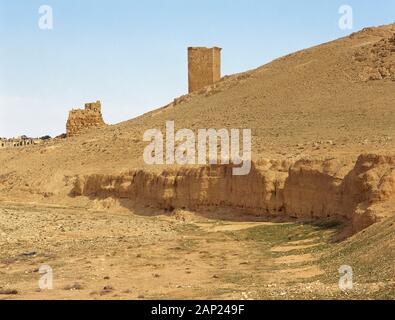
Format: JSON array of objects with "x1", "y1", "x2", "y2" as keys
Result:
[{"x1": 70, "y1": 154, "x2": 395, "y2": 234}]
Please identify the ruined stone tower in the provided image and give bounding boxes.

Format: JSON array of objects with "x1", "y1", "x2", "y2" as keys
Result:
[
  {"x1": 66, "y1": 101, "x2": 106, "y2": 137},
  {"x1": 188, "y1": 47, "x2": 222, "y2": 93}
]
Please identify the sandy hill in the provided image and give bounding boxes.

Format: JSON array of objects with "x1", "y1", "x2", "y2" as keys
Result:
[{"x1": 0, "y1": 23, "x2": 394, "y2": 234}]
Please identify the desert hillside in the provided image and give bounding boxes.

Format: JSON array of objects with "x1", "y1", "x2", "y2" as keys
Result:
[
  {"x1": 0, "y1": 23, "x2": 394, "y2": 225},
  {"x1": 1, "y1": 23, "x2": 395, "y2": 300}
]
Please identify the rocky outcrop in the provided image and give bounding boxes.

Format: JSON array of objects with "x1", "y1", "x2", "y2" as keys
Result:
[
  {"x1": 71, "y1": 154, "x2": 395, "y2": 234},
  {"x1": 66, "y1": 101, "x2": 106, "y2": 137},
  {"x1": 284, "y1": 155, "x2": 395, "y2": 231},
  {"x1": 354, "y1": 31, "x2": 395, "y2": 81},
  {"x1": 70, "y1": 161, "x2": 291, "y2": 214}
]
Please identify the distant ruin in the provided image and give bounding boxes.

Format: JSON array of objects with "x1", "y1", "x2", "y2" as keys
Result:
[
  {"x1": 188, "y1": 47, "x2": 222, "y2": 93},
  {"x1": 0, "y1": 136, "x2": 47, "y2": 149},
  {"x1": 66, "y1": 101, "x2": 106, "y2": 137}
]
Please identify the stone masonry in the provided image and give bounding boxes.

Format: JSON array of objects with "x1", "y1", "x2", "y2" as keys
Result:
[
  {"x1": 66, "y1": 101, "x2": 106, "y2": 137},
  {"x1": 0, "y1": 137, "x2": 43, "y2": 149},
  {"x1": 188, "y1": 47, "x2": 222, "y2": 93}
]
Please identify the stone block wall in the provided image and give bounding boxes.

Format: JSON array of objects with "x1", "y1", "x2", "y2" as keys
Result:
[
  {"x1": 0, "y1": 138, "x2": 43, "y2": 149},
  {"x1": 66, "y1": 101, "x2": 106, "y2": 137},
  {"x1": 188, "y1": 47, "x2": 222, "y2": 93}
]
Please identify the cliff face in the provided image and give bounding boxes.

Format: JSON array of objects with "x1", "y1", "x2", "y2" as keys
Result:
[
  {"x1": 71, "y1": 154, "x2": 395, "y2": 234},
  {"x1": 66, "y1": 101, "x2": 106, "y2": 137}
]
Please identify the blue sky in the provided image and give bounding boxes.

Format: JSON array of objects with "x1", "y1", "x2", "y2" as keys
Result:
[{"x1": 0, "y1": 0, "x2": 394, "y2": 137}]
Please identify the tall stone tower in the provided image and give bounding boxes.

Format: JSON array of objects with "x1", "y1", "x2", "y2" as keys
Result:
[{"x1": 188, "y1": 47, "x2": 222, "y2": 93}]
